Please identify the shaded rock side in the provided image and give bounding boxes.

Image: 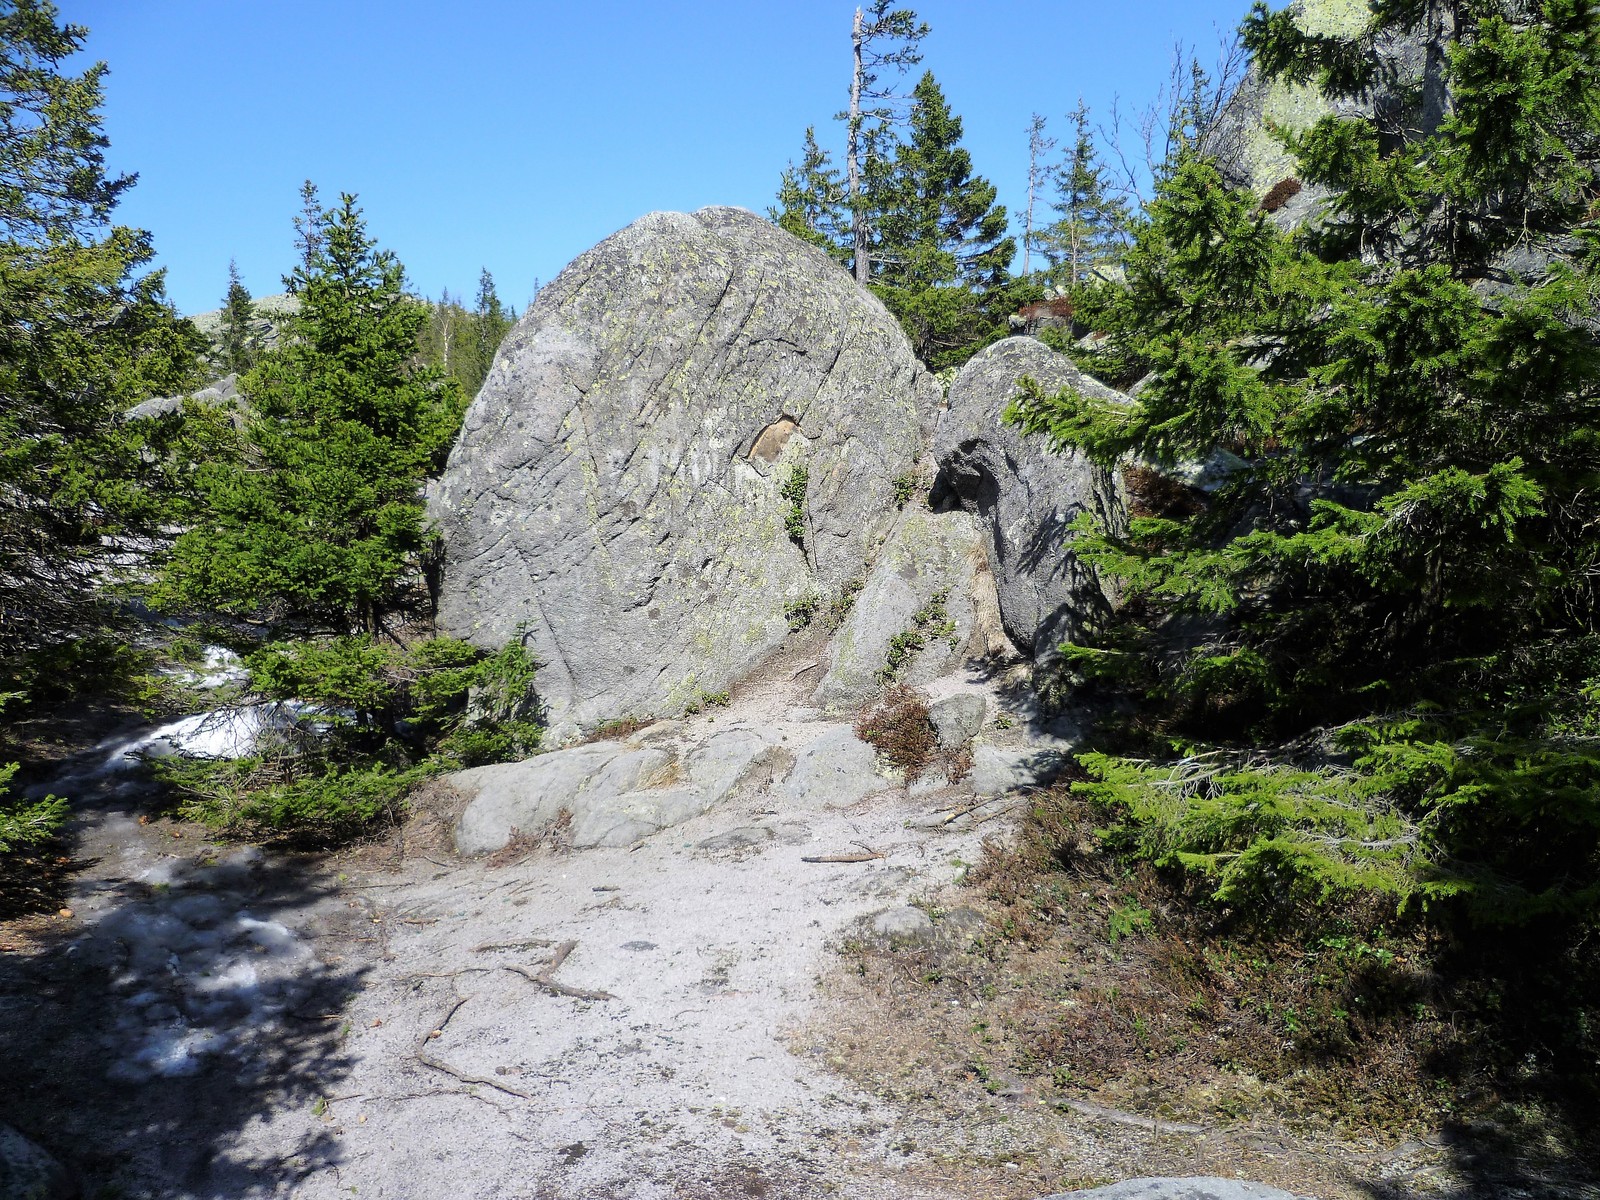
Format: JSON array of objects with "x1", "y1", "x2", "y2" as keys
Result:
[
  {"x1": 813, "y1": 507, "x2": 983, "y2": 712},
  {"x1": 932, "y1": 337, "x2": 1124, "y2": 662},
  {"x1": 431, "y1": 206, "x2": 939, "y2": 737},
  {"x1": 0, "y1": 1123, "x2": 72, "y2": 1200}
]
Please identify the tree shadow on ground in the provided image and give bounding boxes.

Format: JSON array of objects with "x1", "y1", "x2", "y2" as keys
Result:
[{"x1": 0, "y1": 756, "x2": 374, "y2": 1199}]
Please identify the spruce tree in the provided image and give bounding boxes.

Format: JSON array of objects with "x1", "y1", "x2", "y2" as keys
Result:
[
  {"x1": 1008, "y1": 2, "x2": 1600, "y2": 937},
  {"x1": 769, "y1": 126, "x2": 848, "y2": 259},
  {"x1": 0, "y1": 0, "x2": 202, "y2": 667},
  {"x1": 869, "y1": 71, "x2": 1017, "y2": 369},
  {"x1": 1042, "y1": 100, "x2": 1129, "y2": 290},
  {"x1": 470, "y1": 266, "x2": 513, "y2": 392},
  {"x1": 159, "y1": 186, "x2": 463, "y2": 637},
  {"x1": 217, "y1": 258, "x2": 257, "y2": 374}
]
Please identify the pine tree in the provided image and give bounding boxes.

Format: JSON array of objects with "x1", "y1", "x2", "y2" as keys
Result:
[
  {"x1": 869, "y1": 71, "x2": 1017, "y2": 369},
  {"x1": 0, "y1": 0, "x2": 202, "y2": 668},
  {"x1": 769, "y1": 126, "x2": 848, "y2": 258},
  {"x1": 1042, "y1": 100, "x2": 1130, "y2": 290},
  {"x1": 217, "y1": 258, "x2": 257, "y2": 374},
  {"x1": 470, "y1": 266, "x2": 513, "y2": 392},
  {"x1": 1008, "y1": 2, "x2": 1600, "y2": 937},
  {"x1": 158, "y1": 186, "x2": 463, "y2": 637}
]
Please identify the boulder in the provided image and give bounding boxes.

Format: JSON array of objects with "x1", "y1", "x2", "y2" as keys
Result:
[
  {"x1": 970, "y1": 745, "x2": 1065, "y2": 796},
  {"x1": 431, "y1": 206, "x2": 939, "y2": 738},
  {"x1": 125, "y1": 373, "x2": 241, "y2": 422},
  {"x1": 813, "y1": 508, "x2": 983, "y2": 711},
  {"x1": 866, "y1": 905, "x2": 935, "y2": 949},
  {"x1": 1039, "y1": 1180, "x2": 1312, "y2": 1200},
  {"x1": 776, "y1": 726, "x2": 885, "y2": 810},
  {"x1": 928, "y1": 692, "x2": 986, "y2": 748},
  {"x1": 932, "y1": 337, "x2": 1124, "y2": 662}
]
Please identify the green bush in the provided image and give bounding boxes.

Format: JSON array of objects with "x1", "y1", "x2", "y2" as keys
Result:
[
  {"x1": 0, "y1": 763, "x2": 66, "y2": 854},
  {"x1": 155, "y1": 635, "x2": 541, "y2": 840}
]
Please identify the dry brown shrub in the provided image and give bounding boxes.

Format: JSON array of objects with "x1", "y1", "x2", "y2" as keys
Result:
[
  {"x1": 854, "y1": 685, "x2": 938, "y2": 782},
  {"x1": 1260, "y1": 176, "x2": 1303, "y2": 213},
  {"x1": 1121, "y1": 464, "x2": 1206, "y2": 519}
]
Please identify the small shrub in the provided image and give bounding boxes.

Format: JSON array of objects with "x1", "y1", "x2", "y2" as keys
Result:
[
  {"x1": 782, "y1": 464, "x2": 809, "y2": 545},
  {"x1": 855, "y1": 685, "x2": 938, "y2": 783},
  {"x1": 153, "y1": 635, "x2": 542, "y2": 841},
  {"x1": 824, "y1": 576, "x2": 865, "y2": 631},
  {"x1": 580, "y1": 715, "x2": 652, "y2": 744},
  {"x1": 784, "y1": 593, "x2": 821, "y2": 631},
  {"x1": 892, "y1": 473, "x2": 919, "y2": 508},
  {"x1": 683, "y1": 689, "x2": 730, "y2": 716},
  {"x1": 1259, "y1": 176, "x2": 1303, "y2": 213},
  {"x1": 877, "y1": 590, "x2": 957, "y2": 684},
  {"x1": 0, "y1": 764, "x2": 67, "y2": 853},
  {"x1": 1107, "y1": 902, "x2": 1153, "y2": 944}
]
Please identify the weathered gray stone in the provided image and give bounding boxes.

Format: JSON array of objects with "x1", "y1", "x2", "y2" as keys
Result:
[
  {"x1": 933, "y1": 338, "x2": 1124, "y2": 663},
  {"x1": 1039, "y1": 1179, "x2": 1312, "y2": 1200},
  {"x1": 126, "y1": 373, "x2": 241, "y2": 421},
  {"x1": 431, "y1": 205, "x2": 939, "y2": 739},
  {"x1": 0, "y1": 1123, "x2": 72, "y2": 1200},
  {"x1": 867, "y1": 905, "x2": 935, "y2": 948},
  {"x1": 778, "y1": 726, "x2": 884, "y2": 809},
  {"x1": 928, "y1": 692, "x2": 986, "y2": 748},
  {"x1": 453, "y1": 744, "x2": 623, "y2": 854},
  {"x1": 452, "y1": 724, "x2": 799, "y2": 853},
  {"x1": 971, "y1": 745, "x2": 1064, "y2": 797},
  {"x1": 814, "y1": 508, "x2": 982, "y2": 711}
]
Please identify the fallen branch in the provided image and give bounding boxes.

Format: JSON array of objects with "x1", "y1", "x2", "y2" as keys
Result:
[
  {"x1": 505, "y1": 939, "x2": 615, "y2": 1001},
  {"x1": 1062, "y1": 1098, "x2": 1205, "y2": 1135},
  {"x1": 471, "y1": 938, "x2": 555, "y2": 954},
  {"x1": 414, "y1": 994, "x2": 535, "y2": 1101},
  {"x1": 801, "y1": 848, "x2": 884, "y2": 863}
]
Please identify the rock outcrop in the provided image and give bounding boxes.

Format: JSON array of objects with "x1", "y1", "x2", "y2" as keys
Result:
[
  {"x1": 932, "y1": 337, "x2": 1124, "y2": 663},
  {"x1": 813, "y1": 507, "x2": 985, "y2": 712},
  {"x1": 432, "y1": 206, "x2": 939, "y2": 738}
]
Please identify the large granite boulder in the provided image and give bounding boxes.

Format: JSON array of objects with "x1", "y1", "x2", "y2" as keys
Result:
[
  {"x1": 931, "y1": 337, "x2": 1124, "y2": 663},
  {"x1": 431, "y1": 206, "x2": 939, "y2": 738}
]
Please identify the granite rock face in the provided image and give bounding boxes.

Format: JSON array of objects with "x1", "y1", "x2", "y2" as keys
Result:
[
  {"x1": 932, "y1": 337, "x2": 1124, "y2": 662},
  {"x1": 432, "y1": 206, "x2": 939, "y2": 738},
  {"x1": 813, "y1": 508, "x2": 983, "y2": 712}
]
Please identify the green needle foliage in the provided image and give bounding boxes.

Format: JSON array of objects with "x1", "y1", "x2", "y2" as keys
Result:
[
  {"x1": 0, "y1": 0, "x2": 204, "y2": 675},
  {"x1": 1008, "y1": 2, "x2": 1600, "y2": 935},
  {"x1": 869, "y1": 72, "x2": 1021, "y2": 369},
  {"x1": 158, "y1": 184, "x2": 465, "y2": 637}
]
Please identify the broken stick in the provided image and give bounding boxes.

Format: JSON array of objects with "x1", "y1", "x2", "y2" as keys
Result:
[
  {"x1": 505, "y1": 939, "x2": 615, "y2": 1001},
  {"x1": 414, "y1": 994, "x2": 534, "y2": 1101}
]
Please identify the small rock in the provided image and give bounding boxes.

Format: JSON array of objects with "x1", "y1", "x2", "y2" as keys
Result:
[
  {"x1": 867, "y1": 906, "x2": 935, "y2": 949},
  {"x1": 696, "y1": 826, "x2": 775, "y2": 852},
  {"x1": 928, "y1": 693, "x2": 986, "y2": 748},
  {"x1": 620, "y1": 941, "x2": 657, "y2": 952}
]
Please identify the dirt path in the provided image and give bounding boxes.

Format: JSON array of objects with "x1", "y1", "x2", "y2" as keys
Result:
[{"x1": 1, "y1": 679, "x2": 1465, "y2": 1199}]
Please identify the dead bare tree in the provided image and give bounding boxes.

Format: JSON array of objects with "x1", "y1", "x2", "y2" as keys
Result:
[{"x1": 843, "y1": 2, "x2": 928, "y2": 285}]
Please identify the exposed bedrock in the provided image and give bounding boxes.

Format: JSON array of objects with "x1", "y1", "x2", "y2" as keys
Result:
[
  {"x1": 431, "y1": 206, "x2": 940, "y2": 738},
  {"x1": 932, "y1": 336, "x2": 1126, "y2": 664}
]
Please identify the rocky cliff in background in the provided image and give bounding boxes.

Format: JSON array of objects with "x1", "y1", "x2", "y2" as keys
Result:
[{"x1": 431, "y1": 206, "x2": 940, "y2": 738}]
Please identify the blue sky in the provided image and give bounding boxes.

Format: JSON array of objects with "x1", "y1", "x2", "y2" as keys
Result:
[{"x1": 74, "y1": 1, "x2": 1251, "y2": 317}]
